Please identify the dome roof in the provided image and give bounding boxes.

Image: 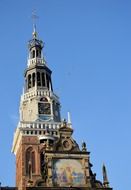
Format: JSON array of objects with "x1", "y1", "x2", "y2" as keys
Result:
[{"x1": 28, "y1": 38, "x2": 43, "y2": 50}]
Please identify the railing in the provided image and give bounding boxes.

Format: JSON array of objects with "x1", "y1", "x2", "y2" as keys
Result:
[
  {"x1": 20, "y1": 121, "x2": 62, "y2": 130},
  {"x1": 22, "y1": 89, "x2": 50, "y2": 99},
  {"x1": 27, "y1": 58, "x2": 45, "y2": 67},
  {"x1": 18, "y1": 121, "x2": 62, "y2": 137},
  {"x1": 22, "y1": 89, "x2": 59, "y2": 101}
]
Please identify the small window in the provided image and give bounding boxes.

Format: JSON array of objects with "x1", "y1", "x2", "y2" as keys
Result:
[{"x1": 32, "y1": 50, "x2": 35, "y2": 58}]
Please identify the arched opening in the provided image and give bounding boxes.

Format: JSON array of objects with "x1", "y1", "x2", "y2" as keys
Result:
[
  {"x1": 32, "y1": 73, "x2": 35, "y2": 87},
  {"x1": 36, "y1": 49, "x2": 41, "y2": 58},
  {"x1": 25, "y1": 147, "x2": 36, "y2": 176},
  {"x1": 31, "y1": 151, "x2": 36, "y2": 173},
  {"x1": 37, "y1": 72, "x2": 41, "y2": 86},
  {"x1": 28, "y1": 74, "x2": 31, "y2": 89},
  {"x1": 32, "y1": 50, "x2": 35, "y2": 58},
  {"x1": 42, "y1": 73, "x2": 45, "y2": 87},
  {"x1": 46, "y1": 74, "x2": 49, "y2": 89}
]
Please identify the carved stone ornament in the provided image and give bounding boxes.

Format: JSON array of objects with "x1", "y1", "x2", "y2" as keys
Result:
[{"x1": 62, "y1": 138, "x2": 72, "y2": 151}]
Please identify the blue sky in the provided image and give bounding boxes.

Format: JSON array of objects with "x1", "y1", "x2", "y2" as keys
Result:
[{"x1": 0, "y1": 0, "x2": 131, "y2": 190}]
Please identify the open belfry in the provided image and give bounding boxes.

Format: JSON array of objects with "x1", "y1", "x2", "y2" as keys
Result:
[{"x1": 12, "y1": 25, "x2": 112, "y2": 190}]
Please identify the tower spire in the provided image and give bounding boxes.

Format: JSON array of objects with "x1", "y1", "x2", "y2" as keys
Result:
[
  {"x1": 102, "y1": 164, "x2": 110, "y2": 187},
  {"x1": 32, "y1": 23, "x2": 37, "y2": 39}
]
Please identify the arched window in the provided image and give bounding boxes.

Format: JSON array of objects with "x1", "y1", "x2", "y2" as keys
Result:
[
  {"x1": 46, "y1": 74, "x2": 49, "y2": 89},
  {"x1": 36, "y1": 49, "x2": 41, "y2": 58},
  {"x1": 36, "y1": 50, "x2": 39, "y2": 58},
  {"x1": 25, "y1": 147, "x2": 36, "y2": 175},
  {"x1": 42, "y1": 73, "x2": 45, "y2": 87},
  {"x1": 31, "y1": 151, "x2": 36, "y2": 173},
  {"x1": 40, "y1": 151, "x2": 45, "y2": 177},
  {"x1": 32, "y1": 73, "x2": 35, "y2": 87},
  {"x1": 32, "y1": 50, "x2": 35, "y2": 58},
  {"x1": 28, "y1": 74, "x2": 31, "y2": 89},
  {"x1": 37, "y1": 72, "x2": 41, "y2": 86}
]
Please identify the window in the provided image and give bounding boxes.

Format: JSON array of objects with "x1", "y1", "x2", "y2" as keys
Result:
[
  {"x1": 32, "y1": 50, "x2": 35, "y2": 58},
  {"x1": 28, "y1": 75, "x2": 31, "y2": 89},
  {"x1": 36, "y1": 49, "x2": 41, "y2": 58},
  {"x1": 31, "y1": 151, "x2": 35, "y2": 173},
  {"x1": 42, "y1": 73, "x2": 45, "y2": 87},
  {"x1": 25, "y1": 147, "x2": 36, "y2": 176},
  {"x1": 46, "y1": 74, "x2": 49, "y2": 89},
  {"x1": 37, "y1": 72, "x2": 41, "y2": 86},
  {"x1": 32, "y1": 73, "x2": 35, "y2": 87}
]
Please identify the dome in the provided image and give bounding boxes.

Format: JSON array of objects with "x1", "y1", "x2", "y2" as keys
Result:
[{"x1": 28, "y1": 38, "x2": 43, "y2": 50}]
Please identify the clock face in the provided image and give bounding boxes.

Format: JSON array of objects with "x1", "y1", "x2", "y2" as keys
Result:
[{"x1": 38, "y1": 103, "x2": 51, "y2": 115}]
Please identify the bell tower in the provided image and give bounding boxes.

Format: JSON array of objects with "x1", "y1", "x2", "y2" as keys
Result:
[
  {"x1": 21, "y1": 25, "x2": 60, "y2": 123},
  {"x1": 12, "y1": 25, "x2": 112, "y2": 190}
]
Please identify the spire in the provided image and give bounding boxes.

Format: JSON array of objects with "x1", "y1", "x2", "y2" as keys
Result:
[
  {"x1": 102, "y1": 164, "x2": 110, "y2": 188},
  {"x1": 28, "y1": 12, "x2": 43, "y2": 61},
  {"x1": 67, "y1": 112, "x2": 72, "y2": 128},
  {"x1": 32, "y1": 10, "x2": 39, "y2": 39},
  {"x1": 67, "y1": 112, "x2": 71, "y2": 124},
  {"x1": 32, "y1": 24, "x2": 37, "y2": 39}
]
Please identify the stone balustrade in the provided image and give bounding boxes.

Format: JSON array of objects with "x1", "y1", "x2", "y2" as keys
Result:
[
  {"x1": 21, "y1": 89, "x2": 59, "y2": 102},
  {"x1": 28, "y1": 58, "x2": 45, "y2": 67},
  {"x1": 23, "y1": 89, "x2": 50, "y2": 99},
  {"x1": 19, "y1": 121, "x2": 61, "y2": 130}
]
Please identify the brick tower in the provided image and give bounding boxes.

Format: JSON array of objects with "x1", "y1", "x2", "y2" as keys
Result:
[{"x1": 12, "y1": 25, "x2": 112, "y2": 190}]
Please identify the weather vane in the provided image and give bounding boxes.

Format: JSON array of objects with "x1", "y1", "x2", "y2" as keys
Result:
[
  {"x1": 32, "y1": 10, "x2": 39, "y2": 26},
  {"x1": 32, "y1": 10, "x2": 39, "y2": 38}
]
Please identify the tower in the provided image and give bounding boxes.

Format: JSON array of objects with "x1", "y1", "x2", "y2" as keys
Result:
[{"x1": 12, "y1": 26, "x2": 112, "y2": 190}]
